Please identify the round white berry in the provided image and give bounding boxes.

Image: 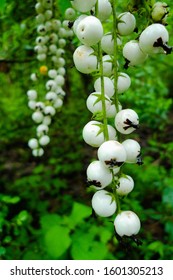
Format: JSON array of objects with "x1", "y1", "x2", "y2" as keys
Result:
[
  {"x1": 115, "y1": 109, "x2": 139, "y2": 134},
  {"x1": 44, "y1": 105, "x2": 56, "y2": 116},
  {"x1": 32, "y1": 111, "x2": 44, "y2": 123},
  {"x1": 87, "y1": 160, "x2": 113, "y2": 189},
  {"x1": 139, "y1": 23, "x2": 169, "y2": 54},
  {"x1": 102, "y1": 55, "x2": 113, "y2": 76},
  {"x1": 86, "y1": 92, "x2": 111, "y2": 114},
  {"x1": 76, "y1": 16, "x2": 103, "y2": 46},
  {"x1": 73, "y1": 45, "x2": 97, "y2": 74},
  {"x1": 55, "y1": 75, "x2": 65, "y2": 86},
  {"x1": 27, "y1": 90, "x2": 37, "y2": 100},
  {"x1": 114, "y1": 211, "x2": 141, "y2": 237},
  {"x1": 45, "y1": 91, "x2": 57, "y2": 101},
  {"x1": 94, "y1": 77, "x2": 114, "y2": 98},
  {"x1": 117, "y1": 73, "x2": 131, "y2": 94},
  {"x1": 71, "y1": 0, "x2": 97, "y2": 12},
  {"x1": 46, "y1": 80, "x2": 57, "y2": 91},
  {"x1": 116, "y1": 175, "x2": 134, "y2": 196},
  {"x1": 32, "y1": 148, "x2": 44, "y2": 157},
  {"x1": 123, "y1": 40, "x2": 148, "y2": 67},
  {"x1": 43, "y1": 115, "x2": 52, "y2": 126},
  {"x1": 82, "y1": 120, "x2": 117, "y2": 147},
  {"x1": 96, "y1": 0, "x2": 112, "y2": 21},
  {"x1": 28, "y1": 100, "x2": 36, "y2": 110},
  {"x1": 122, "y1": 139, "x2": 141, "y2": 164},
  {"x1": 39, "y1": 135, "x2": 50, "y2": 146},
  {"x1": 37, "y1": 124, "x2": 49, "y2": 137},
  {"x1": 92, "y1": 190, "x2": 117, "y2": 217},
  {"x1": 48, "y1": 69, "x2": 57, "y2": 78},
  {"x1": 101, "y1": 33, "x2": 122, "y2": 55},
  {"x1": 28, "y1": 138, "x2": 39, "y2": 149},
  {"x1": 37, "y1": 53, "x2": 46, "y2": 61},
  {"x1": 54, "y1": 98, "x2": 63, "y2": 109},
  {"x1": 117, "y1": 12, "x2": 136, "y2": 36},
  {"x1": 44, "y1": 10, "x2": 53, "y2": 20},
  {"x1": 35, "y1": 102, "x2": 45, "y2": 111},
  {"x1": 65, "y1": 7, "x2": 76, "y2": 20},
  {"x1": 98, "y1": 140, "x2": 127, "y2": 168}
]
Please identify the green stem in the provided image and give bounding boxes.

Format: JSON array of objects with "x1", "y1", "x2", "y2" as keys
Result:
[
  {"x1": 111, "y1": 0, "x2": 119, "y2": 114},
  {"x1": 112, "y1": 172, "x2": 121, "y2": 214},
  {"x1": 98, "y1": 42, "x2": 109, "y2": 141},
  {"x1": 95, "y1": 0, "x2": 109, "y2": 141},
  {"x1": 111, "y1": 0, "x2": 122, "y2": 142}
]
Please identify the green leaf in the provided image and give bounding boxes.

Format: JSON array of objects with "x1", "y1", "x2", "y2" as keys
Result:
[
  {"x1": 0, "y1": 0, "x2": 6, "y2": 12},
  {"x1": 1, "y1": 195, "x2": 20, "y2": 204},
  {"x1": 40, "y1": 214, "x2": 61, "y2": 231},
  {"x1": 0, "y1": 246, "x2": 6, "y2": 256},
  {"x1": 44, "y1": 226, "x2": 71, "y2": 259},
  {"x1": 71, "y1": 232, "x2": 108, "y2": 260},
  {"x1": 69, "y1": 202, "x2": 91, "y2": 228},
  {"x1": 147, "y1": 241, "x2": 164, "y2": 257},
  {"x1": 57, "y1": 0, "x2": 70, "y2": 14}
]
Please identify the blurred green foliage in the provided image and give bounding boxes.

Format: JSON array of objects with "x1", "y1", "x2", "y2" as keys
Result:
[{"x1": 0, "y1": 0, "x2": 173, "y2": 260}]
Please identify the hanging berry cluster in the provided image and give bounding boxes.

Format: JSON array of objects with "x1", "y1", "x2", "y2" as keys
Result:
[
  {"x1": 27, "y1": 0, "x2": 74, "y2": 157},
  {"x1": 70, "y1": 0, "x2": 172, "y2": 240}
]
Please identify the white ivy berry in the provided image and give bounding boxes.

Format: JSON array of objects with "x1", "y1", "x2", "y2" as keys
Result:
[
  {"x1": 87, "y1": 160, "x2": 113, "y2": 189},
  {"x1": 123, "y1": 40, "x2": 148, "y2": 67},
  {"x1": 86, "y1": 92, "x2": 111, "y2": 114},
  {"x1": 73, "y1": 45, "x2": 97, "y2": 74},
  {"x1": 122, "y1": 139, "x2": 142, "y2": 164},
  {"x1": 71, "y1": 0, "x2": 97, "y2": 13},
  {"x1": 65, "y1": 7, "x2": 76, "y2": 20},
  {"x1": 27, "y1": 90, "x2": 37, "y2": 100},
  {"x1": 45, "y1": 91, "x2": 57, "y2": 101},
  {"x1": 94, "y1": 76, "x2": 114, "y2": 98},
  {"x1": 114, "y1": 108, "x2": 139, "y2": 134},
  {"x1": 28, "y1": 100, "x2": 36, "y2": 110},
  {"x1": 54, "y1": 98, "x2": 63, "y2": 109},
  {"x1": 116, "y1": 175, "x2": 134, "y2": 196},
  {"x1": 44, "y1": 105, "x2": 56, "y2": 116},
  {"x1": 102, "y1": 54, "x2": 113, "y2": 76},
  {"x1": 106, "y1": 103, "x2": 122, "y2": 118},
  {"x1": 48, "y1": 69, "x2": 57, "y2": 78},
  {"x1": 114, "y1": 210, "x2": 141, "y2": 237},
  {"x1": 76, "y1": 16, "x2": 103, "y2": 46},
  {"x1": 151, "y1": 2, "x2": 168, "y2": 22},
  {"x1": 117, "y1": 12, "x2": 136, "y2": 36},
  {"x1": 43, "y1": 115, "x2": 52, "y2": 126},
  {"x1": 92, "y1": 190, "x2": 117, "y2": 217},
  {"x1": 117, "y1": 72, "x2": 131, "y2": 94},
  {"x1": 39, "y1": 135, "x2": 50, "y2": 146},
  {"x1": 32, "y1": 111, "x2": 44, "y2": 123},
  {"x1": 28, "y1": 138, "x2": 39, "y2": 149},
  {"x1": 37, "y1": 124, "x2": 49, "y2": 137},
  {"x1": 96, "y1": 0, "x2": 112, "y2": 21},
  {"x1": 101, "y1": 33, "x2": 122, "y2": 55},
  {"x1": 139, "y1": 23, "x2": 170, "y2": 54},
  {"x1": 32, "y1": 147, "x2": 44, "y2": 157},
  {"x1": 97, "y1": 140, "x2": 127, "y2": 168},
  {"x1": 82, "y1": 120, "x2": 117, "y2": 147}
]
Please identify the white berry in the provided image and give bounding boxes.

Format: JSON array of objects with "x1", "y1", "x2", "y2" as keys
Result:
[
  {"x1": 92, "y1": 190, "x2": 117, "y2": 217},
  {"x1": 115, "y1": 109, "x2": 139, "y2": 134},
  {"x1": 97, "y1": 140, "x2": 127, "y2": 168},
  {"x1": 114, "y1": 211, "x2": 141, "y2": 237},
  {"x1": 87, "y1": 160, "x2": 113, "y2": 189}
]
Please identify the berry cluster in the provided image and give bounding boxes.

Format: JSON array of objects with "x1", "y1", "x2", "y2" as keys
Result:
[
  {"x1": 71, "y1": 0, "x2": 172, "y2": 239},
  {"x1": 27, "y1": 0, "x2": 74, "y2": 156}
]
